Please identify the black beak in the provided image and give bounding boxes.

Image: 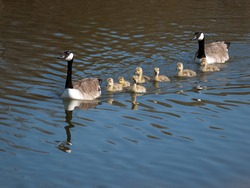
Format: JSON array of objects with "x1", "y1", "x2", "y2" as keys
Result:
[
  {"x1": 191, "y1": 36, "x2": 197, "y2": 40},
  {"x1": 57, "y1": 55, "x2": 65, "y2": 59}
]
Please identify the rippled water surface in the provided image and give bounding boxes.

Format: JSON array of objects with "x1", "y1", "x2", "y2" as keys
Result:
[{"x1": 1, "y1": 0, "x2": 250, "y2": 187}]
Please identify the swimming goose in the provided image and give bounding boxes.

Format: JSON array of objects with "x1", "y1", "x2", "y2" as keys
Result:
[
  {"x1": 153, "y1": 67, "x2": 170, "y2": 82},
  {"x1": 192, "y1": 32, "x2": 230, "y2": 64},
  {"x1": 176, "y1": 62, "x2": 196, "y2": 77},
  {"x1": 118, "y1": 76, "x2": 130, "y2": 87},
  {"x1": 200, "y1": 58, "x2": 220, "y2": 72},
  {"x1": 126, "y1": 75, "x2": 146, "y2": 93},
  {"x1": 106, "y1": 78, "x2": 123, "y2": 92},
  {"x1": 134, "y1": 67, "x2": 150, "y2": 84},
  {"x1": 58, "y1": 51, "x2": 102, "y2": 100}
]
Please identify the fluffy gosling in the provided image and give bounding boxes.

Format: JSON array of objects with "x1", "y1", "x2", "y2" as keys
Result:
[
  {"x1": 106, "y1": 78, "x2": 123, "y2": 92},
  {"x1": 126, "y1": 75, "x2": 146, "y2": 93},
  {"x1": 200, "y1": 58, "x2": 220, "y2": 72},
  {"x1": 118, "y1": 76, "x2": 130, "y2": 87},
  {"x1": 176, "y1": 62, "x2": 196, "y2": 77},
  {"x1": 153, "y1": 67, "x2": 170, "y2": 82},
  {"x1": 134, "y1": 67, "x2": 150, "y2": 84}
]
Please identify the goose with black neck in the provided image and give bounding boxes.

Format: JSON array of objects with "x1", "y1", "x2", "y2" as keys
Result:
[
  {"x1": 58, "y1": 51, "x2": 102, "y2": 100},
  {"x1": 192, "y1": 32, "x2": 230, "y2": 64}
]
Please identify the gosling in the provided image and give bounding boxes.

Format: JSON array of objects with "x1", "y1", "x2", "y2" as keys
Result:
[
  {"x1": 126, "y1": 75, "x2": 146, "y2": 93},
  {"x1": 153, "y1": 67, "x2": 170, "y2": 82},
  {"x1": 200, "y1": 58, "x2": 220, "y2": 72},
  {"x1": 134, "y1": 67, "x2": 150, "y2": 84},
  {"x1": 176, "y1": 62, "x2": 196, "y2": 77},
  {"x1": 118, "y1": 76, "x2": 130, "y2": 87},
  {"x1": 106, "y1": 78, "x2": 123, "y2": 92}
]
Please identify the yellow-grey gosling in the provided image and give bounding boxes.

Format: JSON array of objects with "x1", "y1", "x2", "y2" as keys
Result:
[
  {"x1": 134, "y1": 67, "x2": 150, "y2": 84},
  {"x1": 106, "y1": 78, "x2": 123, "y2": 92},
  {"x1": 126, "y1": 75, "x2": 146, "y2": 93},
  {"x1": 118, "y1": 76, "x2": 130, "y2": 87},
  {"x1": 176, "y1": 62, "x2": 196, "y2": 77},
  {"x1": 153, "y1": 67, "x2": 170, "y2": 82},
  {"x1": 200, "y1": 58, "x2": 220, "y2": 72}
]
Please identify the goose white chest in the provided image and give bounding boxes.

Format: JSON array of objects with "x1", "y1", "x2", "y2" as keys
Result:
[{"x1": 61, "y1": 88, "x2": 84, "y2": 100}]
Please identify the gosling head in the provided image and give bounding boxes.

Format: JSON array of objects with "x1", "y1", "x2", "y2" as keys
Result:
[
  {"x1": 192, "y1": 32, "x2": 204, "y2": 41},
  {"x1": 106, "y1": 78, "x2": 114, "y2": 87},
  {"x1": 58, "y1": 51, "x2": 74, "y2": 61},
  {"x1": 176, "y1": 62, "x2": 183, "y2": 71},
  {"x1": 118, "y1": 76, "x2": 125, "y2": 84},
  {"x1": 135, "y1": 67, "x2": 143, "y2": 75},
  {"x1": 201, "y1": 58, "x2": 207, "y2": 67},
  {"x1": 154, "y1": 67, "x2": 160, "y2": 75}
]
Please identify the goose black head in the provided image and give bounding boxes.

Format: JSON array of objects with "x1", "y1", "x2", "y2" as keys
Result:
[
  {"x1": 58, "y1": 51, "x2": 74, "y2": 61},
  {"x1": 192, "y1": 32, "x2": 204, "y2": 41}
]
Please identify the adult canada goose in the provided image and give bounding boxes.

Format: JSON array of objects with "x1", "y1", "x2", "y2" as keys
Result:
[
  {"x1": 58, "y1": 51, "x2": 102, "y2": 100},
  {"x1": 176, "y1": 62, "x2": 197, "y2": 77},
  {"x1": 106, "y1": 78, "x2": 123, "y2": 92},
  {"x1": 192, "y1": 32, "x2": 230, "y2": 64},
  {"x1": 200, "y1": 58, "x2": 220, "y2": 72},
  {"x1": 134, "y1": 67, "x2": 150, "y2": 84},
  {"x1": 118, "y1": 76, "x2": 130, "y2": 87},
  {"x1": 126, "y1": 75, "x2": 146, "y2": 93},
  {"x1": 153, "y1": 67, "x2": 170, "y2": 82}
]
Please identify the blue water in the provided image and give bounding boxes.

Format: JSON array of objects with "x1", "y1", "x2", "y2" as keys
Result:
[{"x1": 1, "y1": 0, "x2": 250, "y2": 187}]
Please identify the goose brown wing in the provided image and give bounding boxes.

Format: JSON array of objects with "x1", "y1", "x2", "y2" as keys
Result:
[
  {"x1": 73, "y1": 78, "x2": 101, "y2": 99},
  {"x1": 205, "y1": 41, "x2": 229, "y2": 55}
]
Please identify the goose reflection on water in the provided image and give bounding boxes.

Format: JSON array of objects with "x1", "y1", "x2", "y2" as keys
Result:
[{"x1": 57, "y1": 99, "x2": 100, "y2": 153}]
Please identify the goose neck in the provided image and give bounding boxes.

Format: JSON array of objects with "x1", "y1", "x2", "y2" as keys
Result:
[
  {"x1": 65, "y1": 59, "x2": 74, "y2": 89},
  {"x1": 197, "y1": 39, "x2": 206, "y2": 58}
]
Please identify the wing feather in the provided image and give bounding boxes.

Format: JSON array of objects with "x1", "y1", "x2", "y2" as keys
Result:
[{"x1": 73, "y1": 78, "x2": 101, "y2": 100}]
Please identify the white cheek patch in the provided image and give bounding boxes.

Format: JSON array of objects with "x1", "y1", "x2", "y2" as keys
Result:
[
  {"x1": 65, "y1": 53, "x2": 74, "y2": 61},
  {"x1": 198, "y1": 33, "x2": 204, "y2": 40}
]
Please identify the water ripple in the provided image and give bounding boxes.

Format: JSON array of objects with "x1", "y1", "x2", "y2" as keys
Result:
[{"x1": 1, "y1": 1, "x2": 250, "y2": 187}]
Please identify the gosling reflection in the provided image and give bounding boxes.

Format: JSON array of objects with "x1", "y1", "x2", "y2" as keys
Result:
[
  {"x1": 130, "y1": 93, "x2": 144, "y2": 110},
  {"x1": 131, "y1": 94, "x2": 138, "y2": 110},
  {"x1": 58, "y1": 99, "x2": 100, "y2": 153}
]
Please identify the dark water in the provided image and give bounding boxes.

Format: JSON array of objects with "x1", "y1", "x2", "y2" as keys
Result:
[{"x1": 1, "y1": 0, "x2": 250, "y2": 187}]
